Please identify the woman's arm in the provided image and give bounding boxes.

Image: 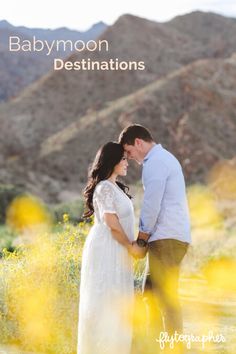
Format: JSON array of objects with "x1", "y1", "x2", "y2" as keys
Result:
[
  {"x1": 104, "y1": 213, "x2": 147, "y2": 258},
  {"x1": 104, "y1": 213, "x2": 133, "y2": 252}
]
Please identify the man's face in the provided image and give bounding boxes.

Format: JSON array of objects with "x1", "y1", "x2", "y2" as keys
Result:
[{"x1": 123, "y1": 139, "x2": 144, "y2": 164}]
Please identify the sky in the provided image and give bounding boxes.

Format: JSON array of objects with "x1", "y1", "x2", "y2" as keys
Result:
[{"x1": 1, "y1": 0, "x2": 236, "y2": 31}]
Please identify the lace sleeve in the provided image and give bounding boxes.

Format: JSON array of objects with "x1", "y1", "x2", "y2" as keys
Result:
[{"x1": 96, "y1": 182, "x2": 116, "y2": 217}]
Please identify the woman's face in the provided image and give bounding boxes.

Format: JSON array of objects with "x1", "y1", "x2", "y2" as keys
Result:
[{"x1": 113, "y1": 153, "x2": 129, "y2": 176}]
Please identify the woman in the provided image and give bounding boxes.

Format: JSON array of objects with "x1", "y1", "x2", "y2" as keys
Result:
[{"x1": 77, "y1": 142, "x2": 135, "y2": 354}]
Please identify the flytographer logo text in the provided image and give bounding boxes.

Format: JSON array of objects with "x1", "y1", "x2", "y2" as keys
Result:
[
  {"x1": 156, "y1": 331, "x2": 226, "y2": 350},
  {"x1": 8, "y1": 36, "x2": 146, "y2": 71}
]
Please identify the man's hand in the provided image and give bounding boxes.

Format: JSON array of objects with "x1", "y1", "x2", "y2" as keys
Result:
[
  {"x1": 137, "y1": 231, "x2": 150, "y2": 241},
  {"x1": 128, "y1": 241, "x2": 148, "y2": 259}
]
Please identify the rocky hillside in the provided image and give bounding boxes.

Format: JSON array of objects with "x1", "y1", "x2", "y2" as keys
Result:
[
  {"x1": 0, "y1": 12, "x2": 236, "y2": 202},
  {"x1": 1, "y1": 54, "x2": 236, "y2": 201},
  {"x1": 34, "y1": 54, "x2": 236, "y2": 183}
]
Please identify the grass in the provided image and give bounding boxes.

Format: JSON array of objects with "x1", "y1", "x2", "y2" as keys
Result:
[
  {"x1": 0, "y1": 221, "x2": 236, "y2": 353},
  {"x1": 0, "y1": 225, "x2": 17, "y2": 254},
  {"x1": 0, "y1": 182, "x2": 236, "y2": 353}
]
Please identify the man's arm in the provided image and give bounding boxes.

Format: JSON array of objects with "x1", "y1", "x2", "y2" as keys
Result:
[{"x1": 138, "y1": 159, "x2": 169, "y2": 242}]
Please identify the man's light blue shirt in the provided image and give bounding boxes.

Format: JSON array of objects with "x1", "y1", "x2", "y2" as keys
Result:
[{"x1": 139, "y1": 144, "x2": 191, "y2": 243}]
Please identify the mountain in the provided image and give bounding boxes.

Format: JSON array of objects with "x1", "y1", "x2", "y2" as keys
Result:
[
  {"x1": 1, "y1": 54, "x2": 236, "y2": 202},
  {"x1": 0, "y1": 11, "x2": 236, "y2": 202},
  {"x1": 169, "y1": 11, "x2": 236, "y2": 54},
  {"x1": 0, "y1": 20, "x2": 107, "y2": 102},
  {"x1": 0, "y1": 20, "x2": 107, "y2": 42},
  {"x1": 2, "y1": 12, "x2": 236, "y2": 145},
  {"x1": 29, "y1": 54, "x2": 236, "y2": 182}
]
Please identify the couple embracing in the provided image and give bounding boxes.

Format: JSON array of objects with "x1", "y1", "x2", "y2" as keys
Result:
[{"x1": 77, "y1": 124, "x2": 191, "y2": 354}]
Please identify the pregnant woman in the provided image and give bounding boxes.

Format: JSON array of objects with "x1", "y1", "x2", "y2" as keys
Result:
[{"x1": 77, "y1": 142, "x2": 136, "y2": 354}]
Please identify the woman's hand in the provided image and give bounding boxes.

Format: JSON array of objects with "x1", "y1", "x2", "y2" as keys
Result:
[{"x1": 128, "y1": 241, "x2": 148, "y2": 259}]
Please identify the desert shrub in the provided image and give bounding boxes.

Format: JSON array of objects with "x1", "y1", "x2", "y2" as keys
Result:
[
  {"x1": 52, "y1": 199, "x2": 84, "y2": 224},
  {"x1": 0, "y1": 226, "x2": 17, "y2": 254},
  {"x1": 0, "y1": 184, "x2": 23, "y2": 224}
]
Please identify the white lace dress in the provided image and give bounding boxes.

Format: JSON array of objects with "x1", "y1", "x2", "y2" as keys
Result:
[{"x1": 77, "y1": 180, "x2": 135, "y2": 354}]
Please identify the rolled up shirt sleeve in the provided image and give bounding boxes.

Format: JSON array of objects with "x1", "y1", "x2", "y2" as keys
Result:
[{"x1": 139, "y1": 159, "x2": 169, "y2": 235}]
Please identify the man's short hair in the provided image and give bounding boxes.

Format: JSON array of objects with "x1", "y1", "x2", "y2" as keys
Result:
[{"x1": 119, "y1": 124, "x2": 154, "y2": 146}]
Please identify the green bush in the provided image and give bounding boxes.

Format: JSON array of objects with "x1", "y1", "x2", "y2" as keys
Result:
[
  {"x1": 52, "y1": 199, "x2": 85, "y2": 224},
  {"x1": 0, "y1": 226, "x2": 17, "y2": 254},
  {"x1": 0, "y1": 184, "x2": 23, "y2": 224}
]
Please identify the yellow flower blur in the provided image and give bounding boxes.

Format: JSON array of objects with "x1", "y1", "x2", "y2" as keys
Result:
[
  {"x1": 187, "y1": 185, "x2": 223, "y2": 230},
  {"x1": 6, "y1": 194, "x2": 53, "y2": 232}
]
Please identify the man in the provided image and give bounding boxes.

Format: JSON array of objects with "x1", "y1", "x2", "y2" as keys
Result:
[{"x1": 118, "y1": 124, "x2": 191, "y2": 340}]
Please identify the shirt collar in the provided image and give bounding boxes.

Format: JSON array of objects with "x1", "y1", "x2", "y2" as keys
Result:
[{"x1": 143, "y1": 143, "x2": 162, "y2": 163}]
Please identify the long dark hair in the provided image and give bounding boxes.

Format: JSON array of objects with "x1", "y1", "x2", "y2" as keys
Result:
[{"x1": 83, "y1": 142, "x2": 131, "y2": 218}]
